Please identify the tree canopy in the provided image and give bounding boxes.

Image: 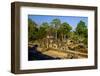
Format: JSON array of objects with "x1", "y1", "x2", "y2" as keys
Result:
[{"x1": 28, "y1": 18, "x2": 88, "y2": 46}]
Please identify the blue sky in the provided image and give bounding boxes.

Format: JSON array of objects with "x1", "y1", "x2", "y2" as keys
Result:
[{"x1": 28, "y1": 15, "x2": 88, "y2": 30}]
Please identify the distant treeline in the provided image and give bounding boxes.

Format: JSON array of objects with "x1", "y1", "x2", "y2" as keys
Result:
[{"x1": 28, "y1": 18, "x2": 88, "y2": 46}]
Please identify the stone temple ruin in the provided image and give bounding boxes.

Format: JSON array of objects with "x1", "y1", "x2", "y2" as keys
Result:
[{"x1": 29, "y1": 35, "x2": 88, "y2": 59}]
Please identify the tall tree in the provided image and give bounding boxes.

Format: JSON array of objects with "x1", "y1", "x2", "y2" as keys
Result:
[
  {"x1": 38, "y1": 22, "x2": 50, "y2": 39},
  {"x1": 28, "y1": 18, "x2": 38, "y2": 41},
  {"x1": 58, "y1": 22, "x2": 72, "y2": 41},
  {"x1": 76, "y1": 20, "x2": 87, "y2": 36},
  {"x1": 75, "y1": 20, "x2": 88, "y2": 45},
  {"x1": 51, "y1": 19, "x2": 61, "y2": 40}
]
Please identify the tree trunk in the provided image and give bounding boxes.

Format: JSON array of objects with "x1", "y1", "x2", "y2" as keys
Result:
[
  {"x1": 64, "y1": 35, "x2": 66, "y2": 40},
  {"x1": 55, "y1": 30, "x2": 57, "y2": 40},
  {"x1": 61, "y1": 33, "x2": 63, "y2": 41}
]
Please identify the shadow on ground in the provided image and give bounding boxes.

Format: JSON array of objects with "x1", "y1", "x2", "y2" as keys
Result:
[{"x1": 28, "y1": 45, "x2": 60, "y2": 61}]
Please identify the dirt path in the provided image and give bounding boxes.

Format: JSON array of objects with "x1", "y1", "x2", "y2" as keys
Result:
[
  {"x1": 42, "y1": 48, "x2": 88, "y2": 59},
  {"x1": 43, "y1": 50, "x2": 68, "y2": 59}
]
